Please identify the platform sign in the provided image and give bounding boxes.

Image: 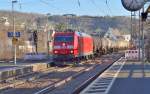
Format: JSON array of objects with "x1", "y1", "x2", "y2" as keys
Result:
[
  {"x1": 8, "y1": 32, "x2": 21, "y2": 37},
  {"x1": 12, "y1": 37, "x2": 18, "y2": 45},
  {"x1": 15, "y1": 32, "x2": 20, "y2": 37}
]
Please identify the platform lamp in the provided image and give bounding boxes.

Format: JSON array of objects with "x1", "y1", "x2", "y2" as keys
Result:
[
  {"x1": 46, "y1": 13, "x2": 51, "y2": 57},
  {"x1": 12, "y1": 0, "x2": 18, "y2": 65}
]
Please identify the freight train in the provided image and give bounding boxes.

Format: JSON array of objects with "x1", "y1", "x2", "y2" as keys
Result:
[{"x1": 51, "y1": 30, "x2": 128, "y2": 65}]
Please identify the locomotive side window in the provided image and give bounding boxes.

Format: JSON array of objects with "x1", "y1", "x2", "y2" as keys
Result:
[{"x1": 54, "y1": 36, "x2": 74, "y2": 42}]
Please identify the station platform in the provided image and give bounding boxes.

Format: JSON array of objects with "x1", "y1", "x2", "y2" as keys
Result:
[
  {"x1": 80, "y1": 60, "x2": 150, "y2": 94},
  {"x1": 108, "y1": 61, "x2": 150, "y2": 94},
  {"x1": 0, "y1": 59, "x2": 52, "y2": 82},
  {"x1": 0, "y1": 66, "x2": 20, "y2": 71}
]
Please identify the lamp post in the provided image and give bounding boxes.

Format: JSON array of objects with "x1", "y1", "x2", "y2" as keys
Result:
[
  {"x1": 141, "y1": 8, "x2": 145, "y2": 63},
  {"x1": 138, "y1": 10, "x2": 141, "y2": 61},
  {"x1": 12, "y1": 0, "x2": 17, "y2": 65},
  {"x1": 46, "y1": 13, "x2": 51, "y2": 57}
]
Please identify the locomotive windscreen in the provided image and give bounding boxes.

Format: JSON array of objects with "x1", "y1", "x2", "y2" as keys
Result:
[{"x1": 54, "y1": 36, "x2": 74, "y2": 42}]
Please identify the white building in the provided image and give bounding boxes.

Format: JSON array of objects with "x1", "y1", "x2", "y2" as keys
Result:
[{"x1": 122, "y1": 34, "x2": 131, "y2": 42}]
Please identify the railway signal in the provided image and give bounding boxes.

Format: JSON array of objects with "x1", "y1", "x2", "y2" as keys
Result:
[
  {"x1": 141, "y1": 12, "x2": 148, "y2": 21},
  {"x1": 33, "y1": 30, "x2": 38, "y2": 53},
  {"x1": 33, "y1": 30, "x2": 38, "y2": 44}
]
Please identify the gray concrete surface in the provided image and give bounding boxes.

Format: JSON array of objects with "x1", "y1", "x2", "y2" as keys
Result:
[
  {"x1": 0, "y1": 66, "x2": 22, "y2": 71},
  {"x1": 108, "y1": 61, "x2": 150, "y2": 94}
]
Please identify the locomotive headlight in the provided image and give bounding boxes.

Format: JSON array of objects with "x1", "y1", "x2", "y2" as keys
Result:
[
  {"x1": 62, "y1": 43, "x2": 66, "y2": 46},
  {"x1": 70, "y1": 50, "x2": 74, "y2": 54},
  {"x1": 54, "y1": 50, "x2": 58, "y2": 54}
]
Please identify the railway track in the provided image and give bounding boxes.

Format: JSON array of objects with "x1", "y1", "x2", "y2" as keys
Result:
[
  {"x1": 46, "y1": 53, "x2": 123, "y2": 94},
  {"x1": 0, "y1": 59, "x2": 90, "y2": 90},
  {"x1": 0, "y1": 53, "x2": 123, "y2": 94},
  {"x1": 0, "y1": 60, "x2": 98, "y2": 94},
  {"x1": 34, "y1": 64, "x2": 97, "y2": 94}
]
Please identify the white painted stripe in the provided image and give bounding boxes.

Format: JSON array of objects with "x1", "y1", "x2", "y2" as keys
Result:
[
  {"x1": 105, "y1": 60, "x2": 126, "y2": 94},
  {"x1": 88, "y1": 88, "x2": 106, "y2": 91},
  {"x1": 91, "y1": 85, "x2": 108, "y2": 88}
]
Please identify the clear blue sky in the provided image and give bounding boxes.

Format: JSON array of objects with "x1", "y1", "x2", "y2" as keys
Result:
[{"x1": 0, "y1": 0, "x2": 131, "y2": 16}]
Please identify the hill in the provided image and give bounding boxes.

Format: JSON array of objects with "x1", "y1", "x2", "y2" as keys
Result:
[
  {"x1": 0, "y1": 11, "x2": 131, "y2": 33},
  {"x1": 48, "y1": 15, "x2": 131, "y2": 34}
]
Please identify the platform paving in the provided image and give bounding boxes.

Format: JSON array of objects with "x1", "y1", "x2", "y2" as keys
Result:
[
  {"x1": 108, "y1": 61, "x2": 150, "y2": 94},
  {"x1": 0, "y1": 66, "x2": 23, "y2": 71}
]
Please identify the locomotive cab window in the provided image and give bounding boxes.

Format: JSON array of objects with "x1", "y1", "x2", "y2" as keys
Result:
[{"x1": 54, "y1": 36, "x2": 74, "y2": 42}]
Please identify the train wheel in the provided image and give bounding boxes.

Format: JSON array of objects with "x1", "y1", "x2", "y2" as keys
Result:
[
  {"x1": 75, "y1": 57, "x2": 79, "y2": 63},
  {"x1": 50, "y1": 62, "x2": 55, "y2": 67},
  {"x1": 90, "y1": 55, "x2": 92, "y2": 59},
  {"x1": 85, "y1": 56, "x2": 88, "y2": 61},
  {"x1": 87, "y1": 55, "x2": 90, "y2": 60}
]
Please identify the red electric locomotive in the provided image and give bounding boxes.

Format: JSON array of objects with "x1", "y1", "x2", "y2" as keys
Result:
[{"x1": 52, "y1": 30, "x2": 93, "y2": 64}]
